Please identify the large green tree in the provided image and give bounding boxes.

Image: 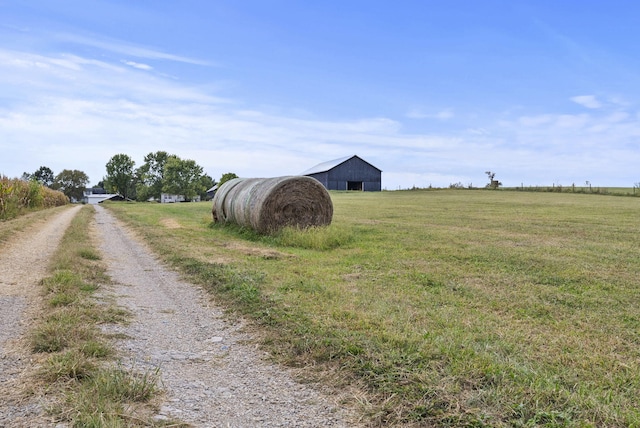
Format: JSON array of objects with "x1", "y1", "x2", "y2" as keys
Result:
[
  {"x1": 21, "y1": 166, "x2": 55, "y2": 187},
  {"x1": 135, "y1": 151, "x2": 170, "y2": 201},
  {"x1": 105, "y1": 154, "x2": 136, "y2": 199},
  {"x1": 162, "y1": 157, "x2": 205, "y2": 201},
  {"x1": 33, "y1": 166, "x2": 55, "y2": 187},
  {"x1": 53, "y1": 169, "x2": 89, "y2": 202}
]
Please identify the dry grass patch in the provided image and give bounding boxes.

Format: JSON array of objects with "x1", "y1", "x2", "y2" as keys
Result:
[{"x1": 159, "y1": 217, "x2": 182, "y2": 229}]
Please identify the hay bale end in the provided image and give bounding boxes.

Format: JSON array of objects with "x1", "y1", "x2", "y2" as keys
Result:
[{"x1": 212, "y1": 176, "x2": 333, "y2": 234}]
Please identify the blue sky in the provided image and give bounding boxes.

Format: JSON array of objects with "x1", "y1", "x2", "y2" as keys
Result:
[{"x1": 2, "y1": 1, "x2": 639, "y2": 189}]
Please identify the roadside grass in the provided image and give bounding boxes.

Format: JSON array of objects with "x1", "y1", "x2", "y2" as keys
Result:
[
  {"x1": 104, "y1": 191, "x2": 640, "y2": 427},
  {"x1": 27, "y1": 205, "x2": 183, "y2": 427}
]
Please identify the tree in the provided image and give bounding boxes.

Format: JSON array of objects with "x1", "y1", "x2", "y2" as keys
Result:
[
  {"x1": 135, "y1": 151, "x2": 170, "y2": 201},
  {"x1": 105, "y1": 154, "x2": 136, "y2": 199},
  {"x1": 53, "y1": 169, "x2": 89, "y2": 201},
  {"x1": 219, "y1": 172, "x2": 238, "y2": 187},
  {"x1": 485, "y1": 171, "x2": 501, "y2": 189},
  {"x1": 33, "y1": 166, "x2": 55, "y2": 187},
  {"x1": 162, "y1": 157, "x2": 205, "y2": 201}
]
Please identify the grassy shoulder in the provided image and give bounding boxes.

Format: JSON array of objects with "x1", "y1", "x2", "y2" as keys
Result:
[
  {"x1": 27, "y1": 205, "x2": 184, "y2": 427},
  {"x1": 104, "y1": 191, "x2": 640, "y2": 427}
]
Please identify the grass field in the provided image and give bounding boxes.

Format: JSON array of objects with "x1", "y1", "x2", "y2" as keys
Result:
[{"x1": 104, "y1": 190, "x2": 640, "y2": 427}]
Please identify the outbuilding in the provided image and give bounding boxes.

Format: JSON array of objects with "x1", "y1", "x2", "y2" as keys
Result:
[
  {"x1": 301, "y1": 155, "x2": 382, "y2": 191},
  {"x1": 84, "y1": 193, "x2": 127, "y2": 204}
]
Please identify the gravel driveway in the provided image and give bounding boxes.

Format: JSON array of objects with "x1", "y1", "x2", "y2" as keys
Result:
[
  {"x1": 0, "y1": 205, "x2": 82, "y2": 427},
  {"x1": 93, "y1": 205, "x2": 355, "y2": 427},
  {"x1": 0, "y1": 206, "x2": 356, "y2": 427}
]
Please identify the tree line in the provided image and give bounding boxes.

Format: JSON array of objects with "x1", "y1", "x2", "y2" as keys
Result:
[
  {"x1": 21, "y1": 151, "x2": 237, "y2": 203},
  {"x1": 103, "y1": 151, "x2": 221, "y2": 202},
  {"x1": 22, "y1": 167, "x2": 90, "y2": 202}
]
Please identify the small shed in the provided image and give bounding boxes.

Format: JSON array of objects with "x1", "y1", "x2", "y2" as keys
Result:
[
  {"x1": 301, "y1": 155, "x2": 382, "y2": 191},
  {"x1": 85, "y1": 194, "x2": 126, "y2": 204},
  {"x1": 206, "y1": 184, "x2": 219, "y2": 199}
]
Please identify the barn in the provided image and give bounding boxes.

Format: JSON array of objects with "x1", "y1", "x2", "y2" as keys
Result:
[{"x1": 301, "y1": 155, "x2": 382, "y2": 191}]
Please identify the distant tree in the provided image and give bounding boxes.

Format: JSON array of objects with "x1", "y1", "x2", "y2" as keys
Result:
[
  {"x1": 105, "y1": 154, "x2": 136, "y2": 199},
  {"x1": 485, "y1": 171, "x2": 501, "y2": 189},
  {"x1": 21, "y1": 172, "x2": 32, "y2": 181},
  {"x1": 136, "y1": 151, "x2": 170, "y2": 201},
  {"x1": 162, "y1": 157, "x2": 205, "y2": 201},
  {"x1": 219, "y1": 172, "x2": 238, "y2": 187},
  {"x1": 198, "y1": 173, "x2": 216, "y2": 201},
  {"x1": 32, "y1": 166, "x2": 55, "y2": 187},
  {"x1": 53, "y1": 169, "x2": 89, "y2": 201}
]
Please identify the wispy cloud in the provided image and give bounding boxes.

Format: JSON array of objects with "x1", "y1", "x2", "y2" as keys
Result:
[
  {"x1": 571, "y1": 95, "x2": 601, "y2": 109},
  {"x1": 57, "y1": 33, "x2": 213, "y2": 66},
  {"x1": 0, "y1": 48, "x2": 225, "y2": 104},
  {"x1": 122, "y1": 60, "x2": 152, "y2": 70},
  {"x1": 0, "y1": 46, "x2": 462, "y2": 186},
  {"x1": 406, "y1": 108, "x2": 454, "y2": 120},
  {"x1": 1, "y1": 37, "x2": 639, "y2": 189}
]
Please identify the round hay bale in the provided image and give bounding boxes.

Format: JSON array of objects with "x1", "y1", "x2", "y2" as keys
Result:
[{"x1": 212, "y1": 176, "x2": 333, "y2": 234}]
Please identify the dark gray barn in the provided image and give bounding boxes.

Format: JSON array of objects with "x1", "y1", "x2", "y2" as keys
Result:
[{"x1": 301, "y1": 155, "x2": 382, "y2": 191}]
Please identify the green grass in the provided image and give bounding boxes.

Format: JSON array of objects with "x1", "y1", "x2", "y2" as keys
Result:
[{"x1": 104, "y1": 190, "x2": 640, "y2": 427}]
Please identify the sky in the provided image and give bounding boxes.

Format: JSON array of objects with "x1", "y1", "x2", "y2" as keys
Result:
[{"x1": 2, "y1": 1, "x2": 640, "y2": 190}]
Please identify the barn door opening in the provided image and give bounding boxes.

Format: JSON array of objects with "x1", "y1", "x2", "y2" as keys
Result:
[{"x1": 347, "y1": 181, "x2": 363, "y2": 191}]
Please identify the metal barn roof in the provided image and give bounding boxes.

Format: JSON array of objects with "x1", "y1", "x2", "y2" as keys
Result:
[{"x1": 300, "y1": 155, "x2": 381, "y2": 175}]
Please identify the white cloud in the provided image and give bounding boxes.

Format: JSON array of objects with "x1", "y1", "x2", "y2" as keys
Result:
[
  {"x1": 1, "y1": 44, "x2": 639, "y2": 190},
  {"x1": 556, "y1": 114, "x2": 589, "y2": 128},
  {"x1": 437, "y1": 108, "x2": 454, "y2": 120},
  {"x1": 122, "y1": 60, "x2": 153, "y2": 70},
  {"x1": 605, "y1": 111, "x2": 629, "y2": 123},
  {"x1": 571, "y1": 95, "x2": 601, "y2": 109},
  {"x1": 58, "y1": 33, "x2": 212, "y2": 66},
  {"x1": 518, "y1": 114, "x2": 553, "y2": 127},
  {"x1": 406, "y1": 108, "x2": 454, "y2": 120},
  {"x1": 0, "y1": 47, "x2": 465, "y2": 187}
]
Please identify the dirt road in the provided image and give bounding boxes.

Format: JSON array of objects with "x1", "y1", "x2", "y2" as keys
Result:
[
  {"x1": 93, "y1": 205, "x2": 354, "y2": 427},
  {"x1": 0, "y1": 205, "x2": 355, "y2": 427},
  {"x1": 0, "y1": 205, "x2": 82, "y2": 426}
]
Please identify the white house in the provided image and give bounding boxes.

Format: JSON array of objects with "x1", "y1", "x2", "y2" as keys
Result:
[{"x1": 161, "y1": 193, "x2": 201, "y2": 203}]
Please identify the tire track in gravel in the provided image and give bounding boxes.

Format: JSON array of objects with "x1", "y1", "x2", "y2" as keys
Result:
[
  {"x1": 0, "y1": 205, "x2": 82, "y2": 427},
  {"x1": 94, "y1": 205, "x2": 356, "y2": 427}
]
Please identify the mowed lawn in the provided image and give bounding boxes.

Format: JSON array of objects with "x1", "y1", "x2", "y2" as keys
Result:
[{"x1": 104, "y1": 190, "x2": 640, "y2": 427}]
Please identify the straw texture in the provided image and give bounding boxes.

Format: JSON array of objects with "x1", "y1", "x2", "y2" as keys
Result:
[{"x1": 212, "y1": 176, "x2": 333, "y2": 234}]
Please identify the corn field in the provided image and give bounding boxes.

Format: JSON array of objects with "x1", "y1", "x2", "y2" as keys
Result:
[{"x1": 0, "y1": 175, "x2": 69, "y2": 220}]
